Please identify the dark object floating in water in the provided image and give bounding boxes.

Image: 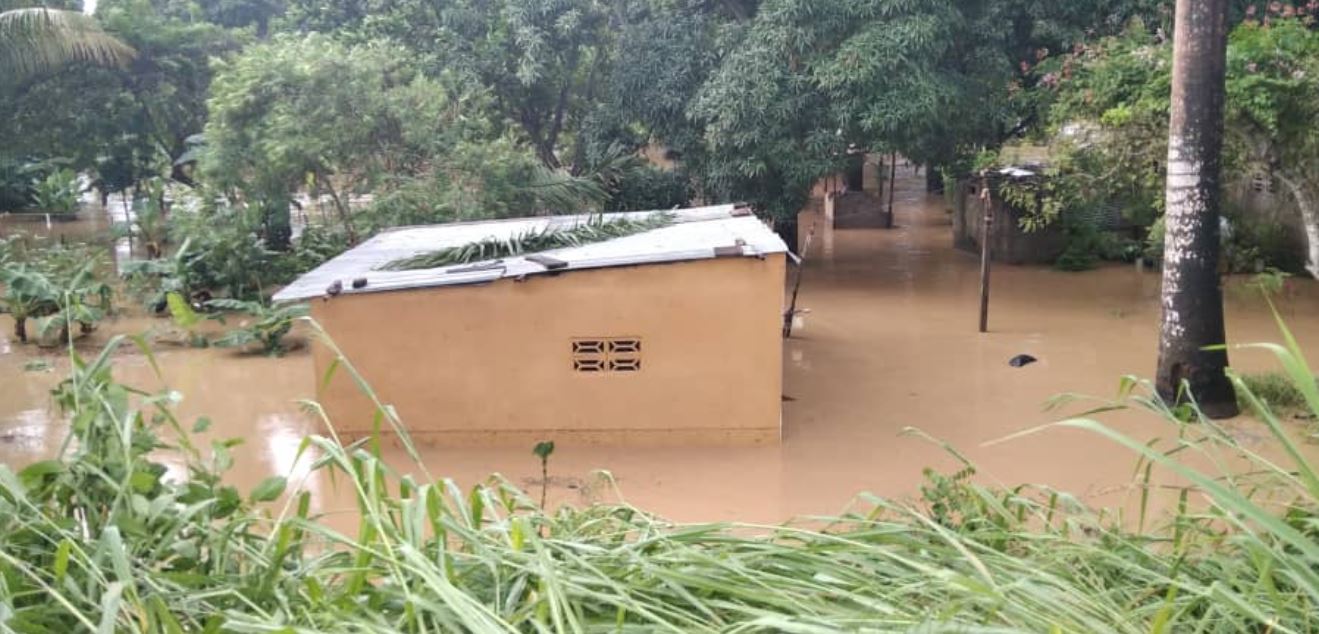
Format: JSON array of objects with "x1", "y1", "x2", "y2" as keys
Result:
[
  {"x1": 1009, "y1": 354, "x2": 1038, "y2": 368},
  {"x1": 781, "y1": 395, "x2": 797, "y2": 402}
]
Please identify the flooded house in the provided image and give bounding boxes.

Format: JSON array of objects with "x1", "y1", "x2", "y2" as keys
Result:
[{"x1": 273, "y1": 205, "x2": 790, "y2": 445}]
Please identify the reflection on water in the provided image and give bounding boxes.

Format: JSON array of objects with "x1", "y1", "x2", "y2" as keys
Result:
[
  {"x1": 2, "y1": 170, "x2": 1319, "y2": 526},
  {"x1": 260, "y1": 413, "x2": 325, "y2": 507}
]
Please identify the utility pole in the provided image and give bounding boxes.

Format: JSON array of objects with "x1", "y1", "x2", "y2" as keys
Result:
[{"x1": 1156, "y1": 0, "x2": 1238, "y2": 418}]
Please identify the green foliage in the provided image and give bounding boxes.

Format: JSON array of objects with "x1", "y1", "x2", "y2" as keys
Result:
[
  {"x1": 206, "y1": 298, "x2": 308, "y2": 355},
  {"x1": 27, "y1": 166, "x2": 79, "y2": 215},
  {"x1": 1249, "y1": 266, "x2": 1293, "y2": 297},
  {"x1": 533, "y1": 440, "x2": 555, "y2": 508},
  {"x1": 172, "y1": 205, "x2": 277, "y2": 300},
  {"x1": 378, "y1": 211, "x2": 673, "y2": 271},
  {"x1": 120, "y1": 238, "x2": 200, "y2": 312},
  {"x1": 0, "y1": 241, "x2": 114, "y2": 345},
  {"x1": 0, "y1": 158, "x2": 38, "y2": 211},
  {"x1": 203, "y1": 34, "x2": 522, "y2": 243},
  {"x1": 604, "y1": 164, "x2": 692, "y2": 212},
  {"x1": 0, "y1": 158, "x2": 68, "y2": 212},
  {"x1": 1238, "y1": 371, "x2": 1313, "y2": 417},
  {"x1": 286, "y1": 0, "x2": 616, "y2": 171},
  {"x1": 1, "y1": 0, "x2": 240, "y2": 194},
  {"x1": 688, "y1": 0, "x2": 1057, "y2": 220},
  {"x1": 578, "y1": 4, "x2": 729, "y2": 176},
  {"x1": 117, "y1": 178, "x2": 174, "y2": 258},
  {"x1": 1031, "y1": 15, "x2": 1319, "y2": 275},
  {"x1": 0, "y1": 6, "x2": 134, "y2": 85}
]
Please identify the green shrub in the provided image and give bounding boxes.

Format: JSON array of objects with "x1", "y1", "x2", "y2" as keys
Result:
[
  {"x1": 29, "y1": 168, "x2": 81, "y2": 215},
  {"x1": 605, "y1": 165, "x2": 691, "y2": 212},
  {"x1": 0, "y1": 240, "x2": 113, "y2": 344},
  {"x1": 1238, "y1": 371, "x2": 1315, "y2": 417},
  {"x1": 206, "y1": 298, "x2": 308, "y2": 355},
  {"x1": 0, "y1": 158, "x2": 39, "y2": 211}
]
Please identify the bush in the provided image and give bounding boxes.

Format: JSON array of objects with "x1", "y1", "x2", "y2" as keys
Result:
[
  {"x1": 0, "y1": 240, "x2": 113, "y2": 344},
  {"x1": 206, "y1": 298, "x2": 308, "y2": 356},
  {"x1": 1223, "y1": 214, "x2": 1307, "y2": 274},
  {"x1": 0, "y1": 158, "x2": 71, "y2": 213},
  {"x1": 1238, "y1": 371, "x2": 1316, "y2": 417},
  {"x1": 30, "y1": 168, "x2": 82, "y2": 215},
  {"x1": 605, "y1": 165, "x2": 692, "y2": 211},
  {"x1": 0, "y1": 158, "x2": 38, "y2": 211},
  {"x1": 171, "y1": 205, "x2": 276, "y2": 301}
]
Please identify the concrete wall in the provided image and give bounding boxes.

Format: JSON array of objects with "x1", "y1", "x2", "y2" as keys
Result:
[
  {"x1": 1228, "y1": 174, "x2": 1311, "y2": 272},
  {"x1": 826, "y1": 191, "x2": 892, "y2": 229},
  {"x1": 309, "y1": 255, "x2": 786, "y2": 446},
  {"x1": 952, "y1": 179, "x2": 1067, "y2": 265}
]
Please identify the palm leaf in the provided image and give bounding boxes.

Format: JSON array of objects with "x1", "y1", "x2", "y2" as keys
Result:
[
  {"x1": 0, "y1": 8, "x2": 135, "y2": 84},
  {"x1": 378, "y1": 212, "x2": 674, "y2": 271}
]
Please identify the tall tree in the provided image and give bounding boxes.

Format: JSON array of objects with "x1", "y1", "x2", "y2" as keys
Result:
[
  {"x1": 1156, "y1": 0, "x2": 1238, "y2": 418},
  {"x1": 1, "y1": 0, "x2": 241, "y2": 194}
]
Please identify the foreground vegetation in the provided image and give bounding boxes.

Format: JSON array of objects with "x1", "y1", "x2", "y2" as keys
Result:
[{"x1": 0, "y1": 311, "x2": 1317, "y2": 631}]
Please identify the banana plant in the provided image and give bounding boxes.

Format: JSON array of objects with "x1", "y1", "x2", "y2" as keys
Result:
[
  {"x1": 206, "y1": 298, "x2": 308, "y2": 356},
  {"x1": 34, "y1": 262, "x2": 114, "y2": 344},
  {"x1": 122, "y1": 238, "x2": 199, "y2": 312},
  {"x1": 1, "y1": 260, "x2": 112, "y2": 345},
  {"x1": 29, "y1": 167, "x2": 80, "y2": 215},
  {"x1": 0, "y1": 265, "x2": 60, "y2": 343}
]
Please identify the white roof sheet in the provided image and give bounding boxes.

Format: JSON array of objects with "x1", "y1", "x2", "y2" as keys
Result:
[{"x1": 272, "y1": 204, "x2": 789, "y2": 302}]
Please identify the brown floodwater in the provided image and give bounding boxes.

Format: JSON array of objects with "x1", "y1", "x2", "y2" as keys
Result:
[{"x1": 2, "y1": 171, "x2": 1317, "y2": 527}]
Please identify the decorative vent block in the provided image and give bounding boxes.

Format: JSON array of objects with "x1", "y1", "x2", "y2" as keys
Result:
[{"x1": 573, "y1": 337, "x2": 642, "y2": 374}]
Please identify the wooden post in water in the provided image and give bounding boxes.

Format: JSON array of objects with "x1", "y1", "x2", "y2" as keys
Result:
[
  {"x1": 978, "y1": 172, "x2": 993, "y2": 333},
  {"x1": 886, "y1": 152, "x2": 898, "y2": 218},
  {"x1": 783, "y1": 219, "x2": 817, "y2": 338}
]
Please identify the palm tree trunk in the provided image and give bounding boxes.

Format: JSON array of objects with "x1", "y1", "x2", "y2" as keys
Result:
[{"x1": 1156, "y1": 0, "x2": 1238, "y2": 419}]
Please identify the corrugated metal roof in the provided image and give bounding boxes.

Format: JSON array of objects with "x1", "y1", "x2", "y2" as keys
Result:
[{"x1": 272, "y1": 204, "x2": 789, "y2": 302}]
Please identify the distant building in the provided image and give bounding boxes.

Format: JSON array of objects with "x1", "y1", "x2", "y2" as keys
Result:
[{"x1": 274, "y1": 205, "x2": 789, "y2": 445}]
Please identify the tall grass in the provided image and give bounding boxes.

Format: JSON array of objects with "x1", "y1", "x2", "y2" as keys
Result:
[{"x1": 1, "y1": 315, "x2": 1317, "y2": 631}]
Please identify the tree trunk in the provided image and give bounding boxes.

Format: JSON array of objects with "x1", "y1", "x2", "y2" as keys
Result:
[
  {"x1": 1156, "y1": 0, "x2": 1238, "y2": 419},
  {"x1": 319, "y1": 177, "x2": 359, "y2": 246},
  {"x1": 14, "y1": 316, "x2": 26, "y2": 343}
]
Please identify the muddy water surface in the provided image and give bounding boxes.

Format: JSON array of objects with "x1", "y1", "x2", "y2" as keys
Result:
[{"x1": 2, "y1": 172, "x2": 1318, "y2": 526}]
